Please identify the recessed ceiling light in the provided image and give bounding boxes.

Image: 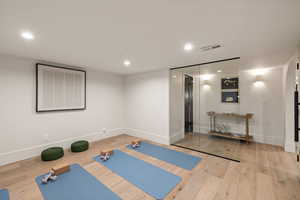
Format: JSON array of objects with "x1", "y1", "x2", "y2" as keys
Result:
[
  {"x1": 123, "y1": 60, "x2": 131, "y2": 67},
  {"x1": 217, "y1": 70, "x2": 222, "y2": 73},
  {"x1": 184, "y1": 43, "x2": 193, "y2": 51},
  {"x1": 21, "y1": 31, "x2": 34, "y2": 40}
]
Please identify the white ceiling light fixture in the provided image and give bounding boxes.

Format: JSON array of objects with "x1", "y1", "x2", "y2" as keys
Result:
[
  {"x1": 217, "y1": 70, "x2": 222, "y2": 73},
  {"x1": 123, "y1": 60, "x2": 131, "y2": 67},
  {"x1": 184, "y1": 43, "x2": 194, "y2": 51},
  {"x1": 21, "y1": 31, "x2": 34, "y2": 40}
]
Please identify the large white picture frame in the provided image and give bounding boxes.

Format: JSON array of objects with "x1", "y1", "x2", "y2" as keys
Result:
[{"x1": 36, "y1": 63, "x2": 86, "y2": 112}]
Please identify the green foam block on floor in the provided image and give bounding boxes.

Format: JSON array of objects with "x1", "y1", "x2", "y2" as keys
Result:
[
  {"x1": 71, "y1": 140, "x2": 89, "y2": 153},
  {"x1": 41, "y1": 147, "x2": 64, "y2": 161}
]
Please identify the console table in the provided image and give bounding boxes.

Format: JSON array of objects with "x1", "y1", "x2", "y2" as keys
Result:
[{"x1": 207, "y1": 112, "x2": 253, "y2": 143}]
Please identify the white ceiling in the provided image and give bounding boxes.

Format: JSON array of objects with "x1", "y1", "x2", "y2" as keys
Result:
[{"x1": 0, "y1": 0, "x2": 299, "y2": 74}]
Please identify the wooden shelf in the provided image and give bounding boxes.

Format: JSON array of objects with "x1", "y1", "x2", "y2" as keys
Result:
[
  {"x1": 207, "y1": 111, "x2": 254, "y2": 143},
  {"x1": 209, "y1": 131, "x2": 253, "y2": 142},
  {"x1": 207, "y1": 112, "x2": 253, "y2": 119}
]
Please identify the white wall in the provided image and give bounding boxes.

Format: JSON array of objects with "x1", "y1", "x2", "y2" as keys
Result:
[
  {"x1": 239, "y1": 66, "x2": 285, "y2": 145},
  {"x1": 0, "y1": 55, "x2": 125, "y2": 165},
  {"x1": 124, "y1": 70, "x2": 170, "y2": 144}
]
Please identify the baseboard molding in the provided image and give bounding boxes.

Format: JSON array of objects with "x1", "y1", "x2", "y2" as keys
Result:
[
  {"x1": 124, "y1": 128, "x2": 170, "y2": 145},
  {"x1": 182, "y1": 130, "x2": 283, "y2": 147},
  {"x1": 169, "y1": 130, "x2": 184, "y2": 144},
  {"x1": 0, "y1": 128, "x2": 125, "y2": 166},
  {"x1": 0, "y1": 128, "x2": 170, "y2": 166},
  {"x1": 284, "y1": 140, "x2": 296, "y2": 152},
  {"x1": 252, "y1": 134, "x2": 284, "y2": 146},
  {"x1": 0, "y1": 127, "x2": 285, "y2": 166}
]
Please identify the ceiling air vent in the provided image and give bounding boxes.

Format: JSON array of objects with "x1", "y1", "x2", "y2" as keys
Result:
[{"x1": 200, "y1": 44, "x2": 221, "y2": 51}]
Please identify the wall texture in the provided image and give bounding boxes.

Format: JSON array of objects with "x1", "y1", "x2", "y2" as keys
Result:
[
  {"x1": 0, "y1": 55, "x2": 125, "y2": 165},
  {"x1": 124, "y1": 70, "x2": 170, "y2": 144}
]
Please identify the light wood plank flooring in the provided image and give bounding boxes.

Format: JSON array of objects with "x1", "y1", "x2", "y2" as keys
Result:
[
  {"x1": 0, "y1": 134, "x2": 299, "y2": 200},
  {"x1": 174, "y1": 133, "x2": 242, "y2": 161}
]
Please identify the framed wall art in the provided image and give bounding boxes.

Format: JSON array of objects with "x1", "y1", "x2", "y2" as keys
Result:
[
  {"x1": 221, "y1": 77, "x2": 239, "y2": 103},
  {"x1": 36, "y1": 63, "x2": 86, "y2": 112}
]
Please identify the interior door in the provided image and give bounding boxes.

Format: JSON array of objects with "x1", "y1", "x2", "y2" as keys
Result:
[{"x1": 185, "y1": 75, "x2": 193, "y2": 133}]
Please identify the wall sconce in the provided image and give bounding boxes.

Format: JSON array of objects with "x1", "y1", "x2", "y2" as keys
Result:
[
  {"x1": 254, "y1": 75, "x2": 264, "y2": 87},
  {"x1": 201, "y1": 74, "x2": 214, "y2": 81},
  {"x1": 203, "y1": 80, "x2": 210, "y2": 85},
  {"x1": 203, "y1": 80, "x2": 210, "y2": 89},
  {"x1": 251, "y1": 68, "x2": 268, "y2": 76}
]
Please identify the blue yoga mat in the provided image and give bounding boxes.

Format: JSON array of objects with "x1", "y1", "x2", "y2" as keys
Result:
[
  {"x1": 94, "y1": 150, "x2": 181, "y2": 200},
  {"x1": 35, "y1": 164, "x2": 121, "y2": 200},
  {"x1": 127, "y1": 141, "x2": 201, "y2": 170},
  {"x1": 0, "y1": 189, "x2": 9, "y2": 200}
]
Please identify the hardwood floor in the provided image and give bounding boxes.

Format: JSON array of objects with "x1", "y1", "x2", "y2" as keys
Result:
[
  {"x1": 0, "y1": 134, "x2": 299, "y2": 200},
  {"x1": 174, "y1": 133, "x2": 242, "y2": 161}
]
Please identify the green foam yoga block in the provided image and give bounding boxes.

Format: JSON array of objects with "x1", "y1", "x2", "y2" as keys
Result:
[
  {"x1": 71, "y1": 140, "x2": 89, "y2": 153},
  {"x1": 41, "y1": 147, "x2": 64, "y2": 161}
]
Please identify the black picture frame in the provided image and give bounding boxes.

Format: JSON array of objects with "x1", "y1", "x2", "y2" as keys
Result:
[
  {"x1": 221, "y1": 91, "x2": 239, "y2": 103},
  {"x1": 221, "y1": 77, "x2": 239, "y2": 89},
  {"x1": 36, "y1": 63, "x2": 86, "y2": 113}
]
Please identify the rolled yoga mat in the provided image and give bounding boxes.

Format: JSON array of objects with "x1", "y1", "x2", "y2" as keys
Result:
[
  {"x1": 0, "y1": 189, "x2": 9, "y2": 200},
  {"x1": 94, "y1": 150, "x2": 181, "y2": 200},
  {"x1": 127, "y1": 141, "x2": 201, "y2": 170},
  {"x1": 35, "y1": 164, "x2": 121, "y2": 200}
]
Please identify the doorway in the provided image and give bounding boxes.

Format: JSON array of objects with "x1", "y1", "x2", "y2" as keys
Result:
[{"x1": 184, "y1": 75, "x2": 193, "y2": 133}]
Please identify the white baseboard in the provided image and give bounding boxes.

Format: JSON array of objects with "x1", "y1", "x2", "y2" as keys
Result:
[
  {"x1": 170, "y1": 130, "x2": 184, "y2": 144},
  {"x1": 284, "y1": 140, "x2": 296, "y2": 152},
  {"x1": 193, "y1": 128, "x2": 284, "y2": 147},
  {"x1": 1, "y1": 127, "x2": 285, "y2": 166},
  {"x1": 0, "y1": 128, "x2": 125, "y2": 166},
  {"x1": 252, "y1": 134, "x2": 284, "y2": 146},
  {"x1": 123, "y1": 128, "x2": 170, "y2": 145}
]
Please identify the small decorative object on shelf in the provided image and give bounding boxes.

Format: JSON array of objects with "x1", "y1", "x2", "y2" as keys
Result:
[
  {"x1": 207, "y1": 111, "x2": 253, "y2": 143},
  {"x1": 216, "y1": 124, "x2": 228, "y2": 134},
  {"x1": 215, "y1": 124, "x2": 223, "y2": 133}
]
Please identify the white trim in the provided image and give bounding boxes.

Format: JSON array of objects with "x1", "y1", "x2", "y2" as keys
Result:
[
  {"x1": 0, "y1": 128, "x2": 125, "y2": 166},
  {"x1": 170, "y1": 131, "x2": 283, "y2": 146},
  {"x1": 124, "y1": 128, "x2": 170, "y2": 145},
  {"x1": 284, "y1": 140, "x2": 296, "y2": 152},
  {"x1": 252, "y1": 134, "x2": 283, "y2": 146},
  {"x1": 169, "y1": 130, "x2": 184, "y2": 144}
]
